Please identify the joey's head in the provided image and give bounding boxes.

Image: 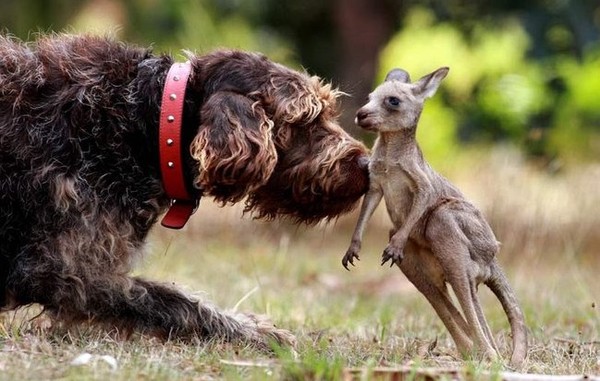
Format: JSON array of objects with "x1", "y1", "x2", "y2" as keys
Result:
[{"x1": 355, "y1": 67, "x2": 449, "y2": 132}]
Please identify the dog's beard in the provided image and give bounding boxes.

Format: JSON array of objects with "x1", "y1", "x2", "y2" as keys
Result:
[{"x1": 244, "y1": 148, "x2": 369, "y2": 224}]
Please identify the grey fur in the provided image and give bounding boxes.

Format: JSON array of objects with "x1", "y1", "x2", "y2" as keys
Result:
[
  {"x1": 342, "y1": 67, "x2": 527, "y2": 367},
  {"x1": 384, "y1": 68, "x2": 411, "y2": 83}
]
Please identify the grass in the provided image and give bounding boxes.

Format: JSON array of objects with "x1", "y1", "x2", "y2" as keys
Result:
[{"x1": 1, "y1": 147, "x2": 599, "y2": 380}]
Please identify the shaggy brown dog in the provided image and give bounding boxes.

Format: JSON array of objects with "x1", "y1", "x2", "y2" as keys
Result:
[{"x1": 0, "y1": 34, "x2": 369, "y2": 347}]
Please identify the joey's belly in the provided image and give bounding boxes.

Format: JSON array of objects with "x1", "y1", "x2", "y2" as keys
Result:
[
  {"x1": 371, "y1": 165, "x2": 415, "y2": 227},
  {"x1": 381, "y1": 183, "x2": 412, "y2": 228}
]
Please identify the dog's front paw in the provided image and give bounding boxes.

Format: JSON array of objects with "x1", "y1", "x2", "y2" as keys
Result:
[
  {"x1": 239, "y1": 312, "x2": 297, "y2": 350},
  {"x1": 342, "y1": 248, "x2": 360, "y2": 271},
  {"x1": 381, "y1": 245, "x2": 404, "y2": 267}
]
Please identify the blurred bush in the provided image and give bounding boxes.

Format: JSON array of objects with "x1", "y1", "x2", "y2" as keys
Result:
[
  {"x1": 1, "y1": 0, "x2": 599, "y2": 166},
  {"x1": 379, "y1": 7, "x2": 600, "y2": 167}
]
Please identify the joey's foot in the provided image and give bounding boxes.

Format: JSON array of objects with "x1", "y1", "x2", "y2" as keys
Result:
[
  {"x1": 342, "y1": 249, "x2": 360, "y2": 271},
  {"x1": 381, "y1": 245, "x2": 404, "y2": 267}
]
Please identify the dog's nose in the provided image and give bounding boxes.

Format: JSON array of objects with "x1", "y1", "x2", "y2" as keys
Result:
[
  {"x1": 357, "y1": 155, "x2": 369, "y2": 171},
  {"x1": 355, "y1": 109, "x2": 369, "y2": 125}
]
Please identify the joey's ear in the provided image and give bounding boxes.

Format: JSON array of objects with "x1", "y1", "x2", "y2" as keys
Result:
[
  {"x1": 385, "y1": 68, "x2": 411, "y2": 83},
  {"x1": 414, "y1": 67, "x2": 449, "y2": 99}
]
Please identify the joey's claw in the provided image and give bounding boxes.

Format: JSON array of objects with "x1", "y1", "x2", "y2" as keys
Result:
[
  {"x1": 342, "y1": 250, "x2": 360, "y2": 271},
  {"x1": 381, "y1": 245, "x2": 404, "y2": 267}
]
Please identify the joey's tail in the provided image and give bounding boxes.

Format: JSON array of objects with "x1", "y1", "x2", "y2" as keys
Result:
[{"x1": 486, "y1": 260, "x2": 528, "y2": 368}]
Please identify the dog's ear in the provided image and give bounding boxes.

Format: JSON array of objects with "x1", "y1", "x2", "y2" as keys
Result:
[{"x1": 190, "y1": 91, "x2": 278, "y2": 203}]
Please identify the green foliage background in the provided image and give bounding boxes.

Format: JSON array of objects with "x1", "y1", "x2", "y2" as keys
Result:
[
  {"x1": 1, "y1": 0, "x2": 599, "y2": 166},
  {"x1": 380, "y1": 7, "x2": 600, "y2": 165}
]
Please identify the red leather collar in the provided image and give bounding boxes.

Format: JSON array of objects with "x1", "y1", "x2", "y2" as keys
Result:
[{"x1": 158, "y1": 61, "x2": 199, "y2": 229}]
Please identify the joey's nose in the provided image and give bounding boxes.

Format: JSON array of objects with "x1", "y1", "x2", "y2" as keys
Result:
[{"x1": 355, "y1": 109, "x2": 369, "y2": 125}]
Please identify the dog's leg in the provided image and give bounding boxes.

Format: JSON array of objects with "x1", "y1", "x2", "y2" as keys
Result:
[
  {"x1": 100, "y1": 277, "x2": 295, "y2": 348},
  {"x1": 6, "y1": 235, "x2": 294, "y2": 348}
]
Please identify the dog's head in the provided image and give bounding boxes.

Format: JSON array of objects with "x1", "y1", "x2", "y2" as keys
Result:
[{"x1": 187, "y1": 51, "x2": 369, "y2": 223}]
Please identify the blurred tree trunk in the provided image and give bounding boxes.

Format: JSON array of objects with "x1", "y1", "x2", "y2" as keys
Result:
[{"x1": 332, "y1": 0, "x2": 401, "y2": 138}]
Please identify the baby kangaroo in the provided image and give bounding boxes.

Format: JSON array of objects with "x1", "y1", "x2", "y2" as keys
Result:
[{"x1": 342, "y1": 68, "x2": 527, "y2": 367}]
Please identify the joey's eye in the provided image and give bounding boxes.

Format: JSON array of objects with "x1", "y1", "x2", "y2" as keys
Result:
[{"x1": 386, "y1": 96, "x2": 401, "y2": 107}]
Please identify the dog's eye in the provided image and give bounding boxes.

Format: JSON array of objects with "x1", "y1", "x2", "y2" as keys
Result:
[{"x1": 386, "y1": 96, "x2": 401, "y2": 107}]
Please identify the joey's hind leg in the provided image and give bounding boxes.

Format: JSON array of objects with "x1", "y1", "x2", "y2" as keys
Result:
[
  {"x1": 399, "y1": 243, "x2": 474, "y2": 354},
  {"x1": 472, "y1": 286, "x2": 500, "y2": 354},
  {"x1": 426, "y1": 212, "x2": 499, "y2": 360}
]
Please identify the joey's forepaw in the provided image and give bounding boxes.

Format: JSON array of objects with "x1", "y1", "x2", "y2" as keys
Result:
[
  {"x1": 381, "y1": 245, "x2": 404, "y2": 267},
  {"x1": 342, "y1": 249, "x2": 360, "y2": 271}
]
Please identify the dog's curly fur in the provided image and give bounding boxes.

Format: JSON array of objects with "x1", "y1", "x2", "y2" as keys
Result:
[{"x1": 0, "y1": 34, "x2": 369, "y2": 346}]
